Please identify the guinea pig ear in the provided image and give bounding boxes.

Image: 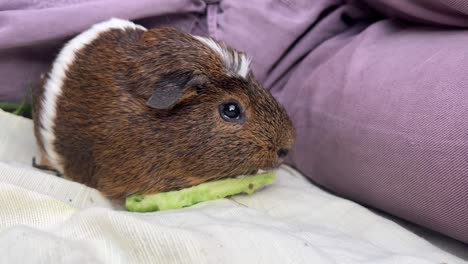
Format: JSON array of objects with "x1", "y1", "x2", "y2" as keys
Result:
[{"x1": 146, "y1": 71, "x2": 206, "y2": 110}]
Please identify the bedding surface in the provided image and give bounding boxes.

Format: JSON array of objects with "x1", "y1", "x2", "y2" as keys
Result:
[{"x1": 0, "y1": 109, "x2": 466, "y2": 264}]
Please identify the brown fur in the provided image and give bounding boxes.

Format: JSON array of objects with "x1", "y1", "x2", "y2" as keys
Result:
[{"x1": 32, "y1": 26, "x2": 295, "y2": 199}]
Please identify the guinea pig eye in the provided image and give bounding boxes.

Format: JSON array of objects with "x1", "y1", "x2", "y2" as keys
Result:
[{"x1": 219, "y1": 101, "x2": 244, "y2": 122}]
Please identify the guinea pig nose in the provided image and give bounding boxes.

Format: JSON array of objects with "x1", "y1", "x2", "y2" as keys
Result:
[{"x1": 277, "y1": 148, "x2": 289, "y2": 158}]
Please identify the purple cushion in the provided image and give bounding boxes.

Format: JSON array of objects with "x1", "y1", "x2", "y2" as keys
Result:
[
  {"x1": 354, "y1": 0, "x2": 468, "y2": 27},
  {"x1": 275, "y1": 18, "x2": 468, "y2": 243}
]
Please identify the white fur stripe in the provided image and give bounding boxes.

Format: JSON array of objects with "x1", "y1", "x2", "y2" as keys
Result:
[
  {"x1": 39, "y1": 18, "x2": 146, "y2": 172},
  {"x1": 194, "y1": 36, "x2": 251, "y2": 78},
  {"x1": 236, "y1": 52, "x2": 251, "y2": 78}
]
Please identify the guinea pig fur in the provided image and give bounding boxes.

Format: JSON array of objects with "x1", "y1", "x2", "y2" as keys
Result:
[{"x1": 32, "y1": 18, "x2": 295, "y2": 199}]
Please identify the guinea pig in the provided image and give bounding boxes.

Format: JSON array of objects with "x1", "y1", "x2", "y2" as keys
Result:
[{"x1": 32, "y1": 18, "x2": 295, "y2": 199}]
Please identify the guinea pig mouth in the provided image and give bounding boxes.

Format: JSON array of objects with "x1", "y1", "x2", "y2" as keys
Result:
[
  {"x1": 257, "y1": 163, "x2": 282, "y2": 172},
  {"x1": 244, "y1": 169, "x2": 259, "y2": 176},
  {"x1": 237, "y1": 166, "x2": 277, "y2": 177},
  {"x1": 238, "y1": 168, "x2": 272, "y2": 177}
]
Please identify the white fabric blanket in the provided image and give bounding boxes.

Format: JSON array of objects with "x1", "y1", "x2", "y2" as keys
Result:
[{"x1": 0, "y1": 109, "x2": 466, "y2": 264}]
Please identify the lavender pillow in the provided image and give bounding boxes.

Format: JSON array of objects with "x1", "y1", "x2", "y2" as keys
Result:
[
  {"x1": 353, "y1": 0, "x2": 468, "y2": 27},
  {"x1": 276, "y1": 17, "x2": 468, "y2": 244}
]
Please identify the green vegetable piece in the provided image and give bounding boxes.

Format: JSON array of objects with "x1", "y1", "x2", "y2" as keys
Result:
[
  {"x1": 125, "y1": 172, "x2": 276, "y2": 212},
  {"x1": 0, "y1": 83, "x2": 33, "y2": 118},
  {"x1": 0, "y1": 102, "x2": 22, "y2": 112}
]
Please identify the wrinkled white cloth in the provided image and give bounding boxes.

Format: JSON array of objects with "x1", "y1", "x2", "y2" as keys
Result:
[{"x1": 0, "y1": 109, "x2": 466, "y2": 264}]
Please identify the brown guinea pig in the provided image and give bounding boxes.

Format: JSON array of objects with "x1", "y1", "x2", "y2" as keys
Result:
[{"x1": 32, "y1": 18, "x2": 295, "y2": 199}]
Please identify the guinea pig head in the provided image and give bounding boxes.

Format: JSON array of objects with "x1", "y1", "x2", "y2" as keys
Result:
[{"x1": 128, "y1": 28, "x2": 296, "y2": 184}]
